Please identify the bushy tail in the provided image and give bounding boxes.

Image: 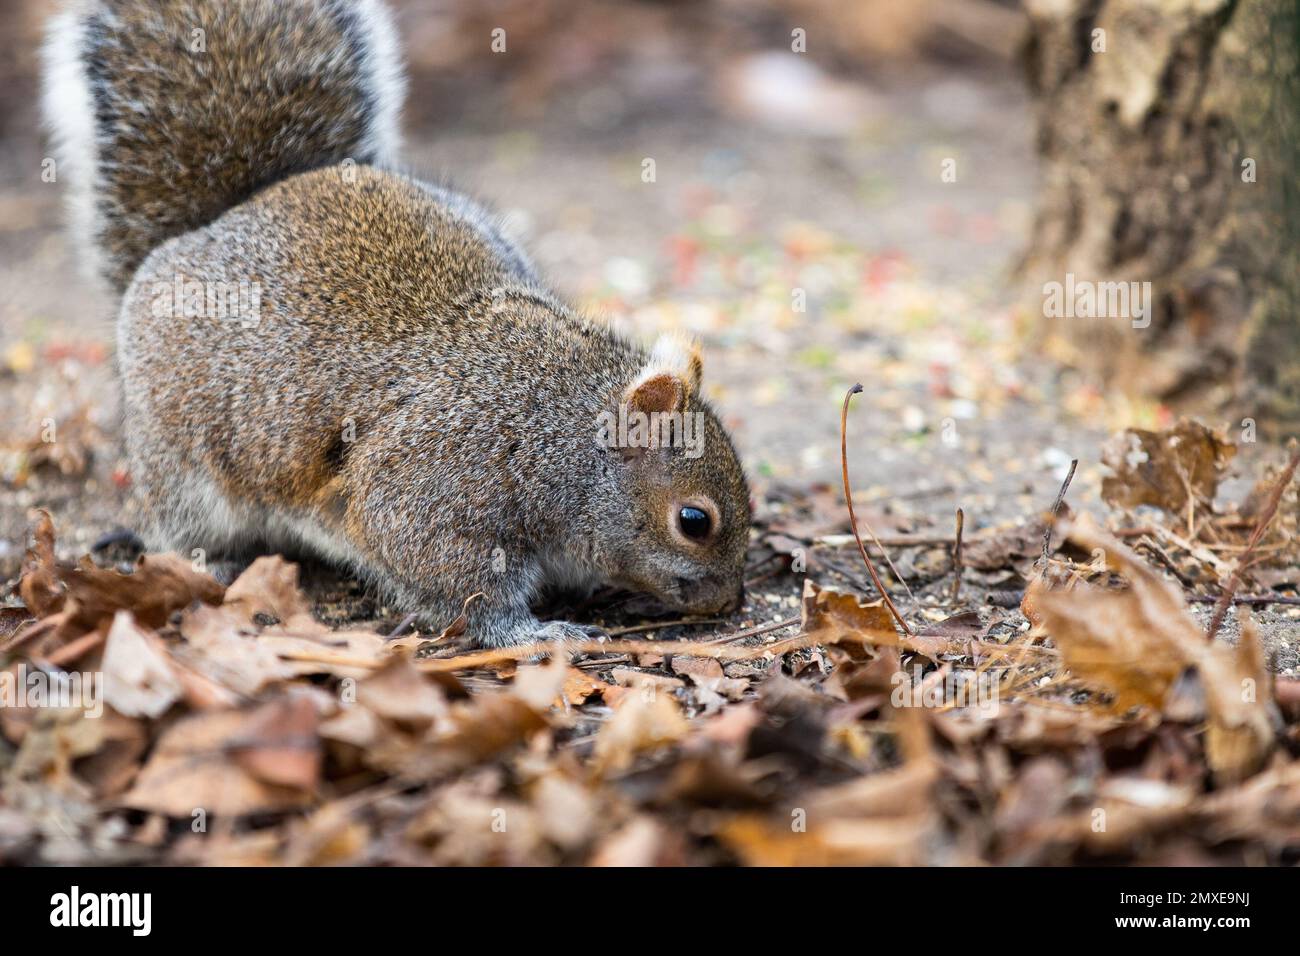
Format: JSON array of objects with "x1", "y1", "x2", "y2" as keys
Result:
[{"x1": 42, "y1": 0, "x2": 405, "y2": 290}]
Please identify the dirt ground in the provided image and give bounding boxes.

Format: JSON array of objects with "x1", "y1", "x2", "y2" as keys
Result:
[{"x1": 0, "y1": 31, "x2": 1296, "y2": 664}]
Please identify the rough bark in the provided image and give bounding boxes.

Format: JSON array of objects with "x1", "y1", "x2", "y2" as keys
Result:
[{"x1": 1019, "y1": 0, "x2": 1299, "y2": 433}]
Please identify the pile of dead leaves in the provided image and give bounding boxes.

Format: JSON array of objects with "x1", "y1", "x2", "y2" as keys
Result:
[{"x1": 1, "y1": 486, "x2": 1297, "y2": 865}]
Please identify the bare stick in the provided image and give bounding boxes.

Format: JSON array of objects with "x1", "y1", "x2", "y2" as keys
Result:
[
  {"x1": 840, "y1": 384, "x2": 913, "y2": 634},
  {"x1": 1189, "y1": 593, "x2": 1300, "y2": 608},
  {"x1": 273, "y1": 620, "x2": 1057, "y2": 676},
  {"x1": 701, "y1": 615, "x2": 801, "y2": 644},
  {"x1": 1206, "y1": 441, "x2": 1300, "y2": 640},
  {"x1": 949, "y1": 507, "x2": 965, "y2": 604},
  {"x1": 1136, "y1": 535, "x2": 1196, "y2": 588},
  {"x1": 1039, "y1": 458, "x2": 1078, "y2": 567},
  {"x1": 605, "y1": 617, "x2": 725, "y2": 636},
  {"x1": 816, "y1": 526, "x2": 1156, "y2": 549}
]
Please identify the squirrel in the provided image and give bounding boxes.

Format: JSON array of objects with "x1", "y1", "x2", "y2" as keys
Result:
[{"x1": 41, "y1": 0, "x2": 751, "y2": 647}]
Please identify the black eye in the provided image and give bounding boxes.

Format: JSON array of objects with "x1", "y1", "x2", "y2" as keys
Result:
[{"x1": 678, "y1": 506, "x2": 711, "y2": 541}]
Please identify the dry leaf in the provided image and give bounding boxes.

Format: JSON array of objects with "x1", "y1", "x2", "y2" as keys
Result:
[
  {"x1": 228, "y1": 694, "x2": 322, "y2": 791},
  {"x1": 357, "y1": 656, "x2": 448, "y2": 726},
  {"x1": 1101, "y1": 419, "x2": 1235, "y2": 513},
  {"x1": 122, "y1": 700, "x2": 319, "y2": 817},
  {"x1": 18, "y1": 511, "x2": 63, "y2": 618},
  {"x1": 221, "y1": 556, "x2": 314, "y2": 626},
  {"x1": 800, "y1": 579, "x2": 901, "y2": 648},
  {"x1": 590, "y1": 816, "x2": 681, "y2": 866},
  {"x1": 59, "y1": 553, "x2": 225, "y2": 635},
  {"x1": 101, "y1": 611, "x2": 183, "y2": 718},
  {"x1": 593, "y1": 688, "x2": 690, "y2": 774},
  {"x1": 1028, "y1": 515, "x2": 1275, "y2": 782},
  {"x1": 559, "y1": 668, "x2": 611, "y2": 707},
  {"x1": 175, "y1": 603, "x2": 296, "y2": 695}
]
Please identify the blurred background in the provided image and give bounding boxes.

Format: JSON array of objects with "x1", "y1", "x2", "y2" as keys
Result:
[{"x1": 0, "y1": 0, "x2": 1296, "y2": 567}]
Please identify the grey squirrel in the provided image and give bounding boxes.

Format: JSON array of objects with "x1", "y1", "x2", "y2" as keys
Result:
[{"x1": 42, "y1": 0, "x2": 751, "y2": 646}]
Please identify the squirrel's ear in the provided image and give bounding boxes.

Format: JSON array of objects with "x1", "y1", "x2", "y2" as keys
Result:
[{"x1": 625, "y1": 333, "x2": 702, "y2": 414}]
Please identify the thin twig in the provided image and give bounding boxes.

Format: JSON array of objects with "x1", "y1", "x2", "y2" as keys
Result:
[
  {"x1": 816, "y1": 526, "x2": 1156, "y2": 549},
  {"x1": 1188, "y1": 593, "x2": 1300, "y2": 608},
  {"x1": 1136, "y1": 535, "x2": 1196, "y2": 588},
  {"x1": 840, "y1": 384, "x2": 913, "y2": 635},
  {"x1": 949, "y1": 507, "x2": 965, "y2": 605},
  {"x1": 1206, "y1": 441, "x2": 1300, "y2": 640},
  {"x1": 605, "y1": 617, "x2": 725, "y2": 636},
  {"x1": 1039, "y1": 458, "x2": 1078, "y2": 567},
  {"x1": 701, "y1": 615, "x2": 800, "y2": 644}
]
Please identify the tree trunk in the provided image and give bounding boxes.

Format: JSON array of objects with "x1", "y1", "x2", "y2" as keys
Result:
[{"x1": 1019, "y1": 0, "x2": 1299, "y2": 434}]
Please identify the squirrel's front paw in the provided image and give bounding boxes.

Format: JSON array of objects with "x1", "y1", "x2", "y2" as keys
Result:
[
  {"x1": 474, "y1": 613, "x2": 606, "y2": 649},
  {"x1": 528, "y1": 621, "x2": 607, "y2": 646}
]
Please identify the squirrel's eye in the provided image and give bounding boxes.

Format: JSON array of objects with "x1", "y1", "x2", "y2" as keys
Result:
[{"x1": 678, "y1": 506, "x2": 711, "y2": 541}]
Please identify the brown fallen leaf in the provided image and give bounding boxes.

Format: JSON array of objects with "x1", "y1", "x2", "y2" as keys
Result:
[
  {"x1": 100, "y1": 611, "x2": 183, "y2": 719},
  {"x1": 1195, "y1": 757, "x2": 1300, "y2": 843},
  {"x1": 1027, "y1": 514, "x2": 1275, "y2": 783},
  {"x1": 590, "y1": 816, "x2": 684, "y2": 866},
  {"x1": 1032, "y1": 777, "x2": 1196, "y2": 856},
  {"x1": 319, "y1": 702, "x2": 384, "y2": 750},
  {"x1": 722, "y1": 699, "x2": 937, "y2": 865},
  {"x1": 592, "y1": 687, "x2": 690, "y2": 775},
  {"x1": 10, "y1": 707, "x2": 143, "y2": 798},
  {"x1": 67, "y1": 713, "x2": 150, "y2": 800},
  {"x1": 122, "y1": 699, "x2": 319, "y2": 817},
  {"x1": 799, "y1": 579, "x2": 901, "y2": 649},
  {"x1": 356, "y1": 656, "x2": 449, "y2": 727},
  {"x1": 174, "y1": 602, "x2": 297, "y2": 695},
  {"x1": 282, "y1": 801, "x2": 372, "y2": 866},
  {"x1": 717, "y1": 812, "x2": 932, "y2": 866},
  {"x1": 510, "y1": 652, "x2": 570, "y2": 712},
  {"x1": 228, "y1": 694, "x2": 322, "y2": 791},
  {"x1": 439, "y1": 694, "x2": 549, "y2": 766},
  {"x1": 58, "y1": 553, "x2": 225, "y2": 636},
  {"x1": 960, "y1": 515, "x2": 1053, "y2": 571},
  {"x1": 1101, "y1": 418, "x2": 1235, "y2": 514},
  {"x1": 670, "y1": 655, "x2": 725, "y2": 681},
  {"x1": 559, "y1": 667, "x2": 611, "y2": 707},
  {"x1": 909, "y1": 609, "x2": 987, "y2": 661},
  {"x1": 608, "y1": 668, "x2": 684, "y2": 691},
  {"x1": 18, "y1": 511, "x2": 63, "y2": 618},
  {"x1": 257, "y1": 629, "x2": 390, "y2": 680},
  {"x1": 698, "y1": 702, "x2": 764, "y2": 748},
  {"x1": 221, "y1": 555, "x2": 314, "y2": 627},
  {"x1": 529, "y1": 773, "x2": 598, "y2": 851}
]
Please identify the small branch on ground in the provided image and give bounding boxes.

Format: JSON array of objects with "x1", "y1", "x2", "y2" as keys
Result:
[
  {"x1": 605, "y1": 617, "x2": 725, "y2": 636},
  {"x1": 949, "y1": 507, "x2": 965, "y2": 604},
  {"x1": 1189, "y1": 593, "x2": 1300, "y2": 608},
  {"x1": 1039, "y1": 457, "x2": 1078, "y2": 569},
  {"x1": 1206, "y1": 440, "x2": 1300, "y2": 640},
  {"x1": 840, "y1": 383, "x2": 914, "y2": 635}
]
